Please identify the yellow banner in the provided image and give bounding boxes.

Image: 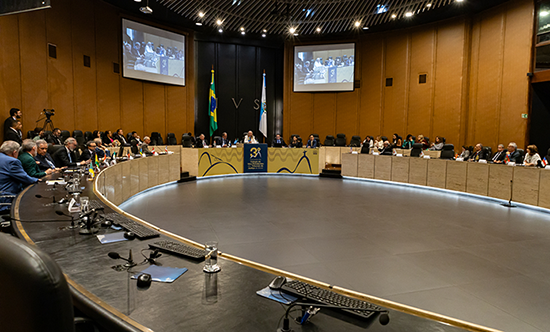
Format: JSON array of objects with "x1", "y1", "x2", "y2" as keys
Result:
[
  {"x1": 198, "y1": 148, "x2": 243, "y2": 176},
  {"x1": 268, "y1": 148, "x2": 319, "y2": 174}
]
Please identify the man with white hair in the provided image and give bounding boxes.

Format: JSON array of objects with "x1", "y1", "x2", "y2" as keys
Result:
[
  {"x1": 0, "y1": 141, "x2": 38, "y2": 212},
  {"x1": 18, "y1": 139, "x2": 54, "y2": 178},
  {"x1": 506, "y1": 142, "x2": 521, "y2": 164},
  {"x1": 52, "y1": 137, "x2": 88, "y2": 168}
]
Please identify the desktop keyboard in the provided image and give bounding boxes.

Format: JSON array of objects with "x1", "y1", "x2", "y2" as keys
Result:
[
  {"x1": 149, "y1": 240, "x2": 207, "y2": 260},
  {"x1": 280, "y1": 280, "x2": 381, "y2": 319},
  {"x1": 103, "y1": 213, "x2": 160, "y2": 239},
  {"x1": 87, "y1": 200, "x2": 104, "y2": 210}
]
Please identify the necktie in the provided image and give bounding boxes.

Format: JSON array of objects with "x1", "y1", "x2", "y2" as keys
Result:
[
  {"x1": 67, "y1": 149, "x2": 72, "y2": 163},
  {"x1": 46, "y1": 158, "x2": 55, "y2": 169}
]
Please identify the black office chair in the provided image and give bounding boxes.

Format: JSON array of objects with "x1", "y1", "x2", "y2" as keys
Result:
[
  {"x1": 181, "y1": 134, "x2": 193, "y2": 148},
  {"x1": 411, "y1": 143, "x2": 423, "y2": 157},
  {"x1": 212, "y1": 136, "x2": 221, "y2": 146},
  {"x1": 27, "y1": 130, "x2": 36, "y2": 139},
  {"x1": 126, "y1": 133, "x2": 133, "y2": 142},
  {"x1": 517, "y1": 149, "x2": 525, "y2": 164},
  {"x1": 166, "y1": 133, "x2": 177, "y2": 145},
  {"x1": 48, "y1": 144, "x2": 64, "y2": 156},
  {"x1": 324, "y1": 135, "x2": 335, "y2": 146},
  {"x1": 84, "y1": 131, "x2": 93, "y2": 143},
  {"x1": 440, "y1": 144, "x2": 455, "y2": 159},
  {"x1": 60, "y1": 130, "x2": 70, "y2": 142},
  {"x1": 349, "y1": 136, "x2": 361, "y2": 147},
  {"x1": 151, "y1": 132, "x2": 163, "y2": 146},
  {"x1": 0, "y1": 233, "x2": 75, "y2": 331},
  {"x1": 73, "y1": 130, "x2": 84, "y2": 147},
  {"x1": 130, "y1": 139, "x2": 139, "y2": 154},
  {"x1": 335, "y1": 133, "x2": 346, "y2": 146},
  {"x1": 381, "y1": 136, "x2": 388, "y2": 142},
  {"x1": 360, "y1": 145, "x2": 370, "y2": 154},
  {"x1": 483, "y1": 146, "x2": 492, "y2": 161}
]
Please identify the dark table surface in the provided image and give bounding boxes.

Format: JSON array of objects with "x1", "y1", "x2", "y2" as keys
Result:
[{"x1": 12, "y1": 173, "x2": 471, "y2": 332}]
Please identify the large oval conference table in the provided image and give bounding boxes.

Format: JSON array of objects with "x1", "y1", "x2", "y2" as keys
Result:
[{"x1": 12, "y1": 147, "x2": 517, "y2": 332}]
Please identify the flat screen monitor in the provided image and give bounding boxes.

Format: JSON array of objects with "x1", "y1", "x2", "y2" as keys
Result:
[
  {"x1": 122, "y1": 18, "x2": 185, "y2": 86},
  {"x1": 293, "y1": 43, "x2": 355, "y2": 92}
]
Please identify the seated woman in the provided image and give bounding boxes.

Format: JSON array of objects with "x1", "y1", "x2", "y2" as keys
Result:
[
  {"x1": 391, "y1": 134, "x2": 402, "y2": 149},
  {"x1": 416, "y1": 134, "x2": 429, "y2": 150},
  {"x1": 362, "y1": 136, "x2": 374, "y2": 149},
  {"x1": 429, "y1": 136, "x2": 445, "y2": 151},
  {"x1": 457, "y1": 146, "x2": 470, "y2": 160},
  {"x1": 523, "y1": 144, "x2": 541, "y2": 167},
  {"x1": 102, "y1": 130, "x2": 115, "y2": 146},
  {"x1": 402, "y1": 134, "x2": 414, "y2": 149},
  {"x1": 373, "y1": 135, "x2": 384, "y2": 150},
  {"x1": 305, "y1": 135, "x2": 317, "y2": 148},
  {"x1": 289, "y1": 136, "x2": 302, "y2": 148}
]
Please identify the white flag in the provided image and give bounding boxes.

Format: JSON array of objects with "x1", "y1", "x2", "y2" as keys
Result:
[{"x1": 259, "y1": 71, "x2": 267, "y2": 138}]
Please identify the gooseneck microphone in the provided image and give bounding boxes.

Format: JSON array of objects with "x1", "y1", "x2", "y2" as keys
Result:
[
  {"x1": 55, "y1": 210, "x2": 78, "y2": 230},
  {"x1": 35, "y1": 194, "x2": 57, "y2": 206},
  {"x1": 108, "y1": 250, "x2": 136, "y2": 267}
]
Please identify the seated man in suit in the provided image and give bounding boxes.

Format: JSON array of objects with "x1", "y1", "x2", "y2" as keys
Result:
[
  {"x1": 93, "y1": 138, "x2": 109, "y2": 159},
  {"x1": 272, "y1": 134, "x2": 287, "y2": 147},
  {"x1": 34, "y1": 140, "x2": 60, "y2": 172},
  {"x1": 491, "y1": 144, "x2": 506, "y2": 164},
  {"x1": 506, "y1": 142, "x2": 521, "y2": 163},
  {"x1": 220, "y1": 132, "x2": 231, "y2": 147},
  {"x1": 47, "y1": 128, "x2": 64, "y2": 145},
  {"x1": 52, "y1": 138, "x2": 88, "y2": 168},
  {"x1": 195, "y1": 134, "x2": 209, "y2": 148},
  {"x1": 469, "y1": 143, "x2": 486, "y2": 162},
  {"x1": 243, "y1": 131, "x2": 258, "y2": 144},
  {"x1": 18, "y1": 139, "x2": 54, "y2": 178},
  {"x1": 0, "y1": 141, "x2": 38, "y2": 212},
  {"x1": 79, "y1": 141, "x2": 96, "y2": 162},
  {"x1": 305, "y1": 135, "x2": 317, "y2": 148},
  {"x1": 5, "y1": 119, "x2": 22, "y2": 144},
  {"x1": 3, "y1": 108, "x2": 21, "y2": 141},
  {"x1": 140, "y1": 136, "x2": 153, "y2": 156},
  {"x1": 114, "y1": 129, "x2": 129, "y2": 146},
  {"x1": 131, "y1": 131, "x2": 143, "y2": 145},
  {"x1": 378, "y1": 140, "x2": 393, "y2": 155}
]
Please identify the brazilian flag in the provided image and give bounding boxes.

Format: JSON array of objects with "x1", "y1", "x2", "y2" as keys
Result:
[{"x1": 209, "y1": 68, "x2": 218, "y2": 136}]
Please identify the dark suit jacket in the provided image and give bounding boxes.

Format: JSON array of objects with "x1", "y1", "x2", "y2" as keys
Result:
[
  {"x1": 379, "y1": 147, "x2": 393, "y2": 155},
  {"x1": 79, "y1": 148, "x2": 95, "y2": 162},
  {"x1": 18, "y1": 152, "x2": 46, "y2": 178},
  {"x1": 0, "y1": 153, "x2": 38, "y2": 211},
  {"x1": 141, "y1": 143, "x2": 153, "y2": 156},
  {"x1": 306, "y1": 139, "x2": 317, "y2": 148},
  {"x1": 3, "y1": 117, "x2": 17, "y2": 141},
  {"x1": 470, "y1": 150, "x2": 486, "y2": 162},
  {"x1": 220, "y1": 138, "x2": 231, "y2": 147},
  {"x1": 492, "y1": 150, "x2": 506, "y2": 163},
  {"x1": 272, "y1": 138, "x2": 287, "y2": 147},
  {"x1": 195, "y1": 139, "x2": 208, "y2": 148},
  {"x1": 52, "y1": 147, "x2": 78, "y2": 167},
  {"x1": 508, "y1": 150, "x2": 521, "y2": 163},
  {"x1": 5, "y1": 128, "x2": 22, "y2": 144},
  {"x1": 114, "y1": 134, "x2": 129, "y2": 146},
  {"x1": 48, "y1": 135, "x2": 63, "y2": 146},
  {"x1": 34, "y1": 153, "x2": 56, "y2": 171}
]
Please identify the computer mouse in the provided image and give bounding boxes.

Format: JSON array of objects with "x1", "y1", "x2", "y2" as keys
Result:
[
  {"x1": 124, "y1": 231, "x2": 135, "y2": 240},
  {"x1": 137, "y1": 273, "x2": 152, "y2": 288},
  {"x1": 269, "y1": 276, "x2": 287, "y2": 290}
]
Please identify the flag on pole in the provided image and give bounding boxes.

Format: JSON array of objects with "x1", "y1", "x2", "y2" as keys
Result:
[
  {"x1": 88, "y1": 162, "x2": 94, "y2": 179},
  {"x1": 259, "y1": 70, "x2": 267, "y2": 138},
  {"x1": 209, "y1": 67, "x2": 218, "y2": 137},
  {"x1": 543, "y1": 157, "x2": 548, "y2": 167}
]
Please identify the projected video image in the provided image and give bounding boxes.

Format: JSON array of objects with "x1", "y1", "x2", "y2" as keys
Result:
[
  {"x1": 122, "y1": 19, "x2": 185, "y2": 86},
  {"x1": 294, "y1": 43, "x2": 355, "y2": 92}
]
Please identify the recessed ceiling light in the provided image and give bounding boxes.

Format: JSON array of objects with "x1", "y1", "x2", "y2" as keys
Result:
[
  {"x1": 134, "y1": 0, "x2": 141, "y2": 2},
  {"x1": 405, "y1": 12, "x2": 413, "y2": 17},
  {"x1": 391, "y1": 14, "x2": 397, "y2": 19},
  {"x1": 354, "y1": 21, "x2": 361, "y2": 27},
  {"x1": 198, "y1": 12, "x2": 205, "y2": 17},
  {"x1": 241, "y1": 31, "x2": 245, "y2": 35},
  {"x1": 316, "y1": 27, "x2": 321, "y2": 33},
  {"x1": 219, "y1": 29, "x2": 223, "y2": 33},
  {"x1": 456, "y1": 0, "x2": 464, "y2": 2},
  {"x1": 363, "y1": 26, "x2": 369, "y2": 30},
  {"x1": 289, "y1": 27, "x2": 296, "y2": 34},
  {"x1": 216, "y1": 19, "x2": 223, "y2": 25},
  {"x1": 196, "y1": 22, "x2": 202, "y2": 26},
  {"x1": 293, "y1": 33, "x2": 299, "y2": 36},
  {"x1": 426, "y1": 3, "x2": 432, "y2": 7},
  {"x1": 240, "y1": 27, "x2": 245, "y2": 31},
  {"x1": 262, "y1": 33, "x2": 266, "y2": 37},
  {"x1": 263, "y1": 29, "x2": 267, "y2": 33}
]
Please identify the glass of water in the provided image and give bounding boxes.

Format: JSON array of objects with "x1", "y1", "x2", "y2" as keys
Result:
[
  {"x1": 203, "y1": 241, "x2": 221, "y2": 273},
  {"x1": 80, "y1": 196, "x2": 89, "y2": 212}
]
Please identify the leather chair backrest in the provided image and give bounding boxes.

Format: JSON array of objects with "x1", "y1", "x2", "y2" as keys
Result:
[
  {"x1": 411, "y1": 143, "x2": 423, "y2": 157},
  {"x1": 349, "y1": 135, "x2": 361, "y2": 147},
  {"x1": 73, "y1": 130, "x2": 84, "y2": 146},
  {"x1": 440, "y1": 144, "x2": 455, "y2": 159},
  {"x1": 360, "y1": 145, "x2": 370, "y2": 154},
  {"x1": 48, "y1": 144, "x2": 64, "y2": 156},
  {"x1": 213, "y1": 136, "x2": 221, "y2": 146},
  {"x1": 181, "y1": 135, "x2": 193, "y2": 147},
  {"x1": 483, "y1": 146, "x2": 492, "y2": 160},
  {"x1": 84, "y1": 131, "x2": 92, "y2": 142},
  {"x1": 335, "y1": 133, "x2": 346, "y2": 146},
  {"x1": 324, "y1": 135, "x2": 335, "y2": 146},
  {"x1": 381, "y1": 136, "x2": 388, "y2": 142},
  {"x1": 167, "y1": 133, "x2": 177, "y2": 145},
  {"x1": 27, "y1": 130, "x2": 35, "y2": 139},
  {"x1": 517, "y1": 149, "x2": 525, "y2": 163},
  {"x1": 0, "y1": 233, "x2": 75, "y2": 332},
  {"x1": 60, "y1": 130, "x2": 70, "y2": 142}
]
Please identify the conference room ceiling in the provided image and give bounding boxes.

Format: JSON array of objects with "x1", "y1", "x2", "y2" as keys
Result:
[{"x1": 155, "y1": 0, "x2": 511, "y2": 36}]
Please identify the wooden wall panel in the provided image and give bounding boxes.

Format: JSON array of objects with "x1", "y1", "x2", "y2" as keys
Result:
[
  {"x1": 143, "y1": 83, "x2": 166, "y2": 136},
  {"x1": 71, "y1": 0, "x2": 98, "y2": 131},
  {"x1": 433, "y1": 21, "x2": 467, "y2": 147},
  {"x1": 407, "y1": 28, "x2": 435, "y2": 138},
  {"x1": 0, "y1": 15, "x2": 22, "y2": 138},
  {"x1": 94, "y1": 0, "x2": 121, "y2": 132},
  {"x1": 336, "y1": 90, "x2": 358, "y2": 139},
  {"x1": 19, "y1": 10, "x2": 49, "y2": 133},
  {"x1": 288, "y1": 93, "x2": 312, "y2": 139},
  {"x1": 499, "y1": 0, "x2": 533, "y2": 148},
  {"x1": 120, "y1": 78, "x2": 144, "y2": 135},
  {"x1": 167, "y1": 85, "x2": 188, "y2": 140},
  {"x1": 382, "y1": 32, "x2": 408, "y2": 137},
  {"x1": 45, "y1": 0, "x2": 74, "y2": 132},
  {"x1": 359, "y1": 37, "x2": 383, "y2": 137},
  {"x1": 312, "y1": 94, "x2": 336, "y2": 140}
]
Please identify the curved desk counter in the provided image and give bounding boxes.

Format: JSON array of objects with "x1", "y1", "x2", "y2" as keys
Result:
[
  {"x1": 11, "y1": 155, "x2": 503, "y2": 332},
  {"x1": 341, "y1": 153, "x2": 550, "y2": 208}
]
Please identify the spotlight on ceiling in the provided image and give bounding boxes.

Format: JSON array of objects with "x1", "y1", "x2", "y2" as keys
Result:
[
  {"x1": 316, "y1": 27, "x2": 321, "y2": 33},
  {"x1": 216, "y1": 19, "x2": 223, "y2": 25},
  {"x1": 196, "y1": 22, "x2": 202, "y2": 26},
  {"x1": 363, "y1": 26, "x2": 369, "y2": 30},
  {"x1": 426, "y1": 3, "x2": 432, "y2": 7},
  {"x1": 240, "y1": 27, "x2": 245, "y2": 31},
  {"x1": 134, "y1": 0, "x2": 141, "y2": 2},
  {"x1": 140, "y1": 6, "x2": 152, "y2": 14},
  {"x1": 456, "y1": 0, "x2": 464, "y2": 2},
  {"x1": 293, "y1": 33, "x2": 299, "y2": 36},
  {"x1": 241, "y1": 31, "x2": 245, "y2": 35},
  {"x1": 405, "y1": 12, "x2": 413, "y2": 17},
  {"x1": 354, "y1": 21, "x2": 361, "y2": 27},
  {"x1": 391, "y1": 14, "x2": 397, "y2": 19},
  {"x1": 219, "y1": 29, "x2": 223, "y2": 33},
  {"x1": 289, "y1": 27, "x2": 296, "y2": 34},
  {"x1": 263, "y1": 29, "x2": 267, "y2": 33},
  {"x1": 262, "y1": 33, "x2": 266, "y2": 37},
  {"x1": 198, "y1": 11, "x2": 205, "y2": 17}
]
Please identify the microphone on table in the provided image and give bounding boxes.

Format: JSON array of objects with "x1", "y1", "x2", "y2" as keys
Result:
[
  {"x1": 108, "y1": 250, "x2": 136, "y2": 267},
  {"x1": 35, "y1": 194, "x2": 57, "y2": 205},
  {"x1": 55, "y1": 210, "x2": 79, "y2": 230}
]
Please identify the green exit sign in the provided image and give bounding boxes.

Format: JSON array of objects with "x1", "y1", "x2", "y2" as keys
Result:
[{"x1": 521, "y1": 114, "x2": 528, "y2": 119}]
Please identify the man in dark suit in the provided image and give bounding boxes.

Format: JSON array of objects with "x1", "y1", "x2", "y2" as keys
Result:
[
  {"x1": 491, "y1": 144, "x2": 506, "y2": 164},
  {"x1": 272, "y1": 134, "x2": 287, "y2": 147},
  {"x1": 469, "y1": 143, "x2": 486, "y2": 162},
  {"x1": 52, "y1": 138, "x2": 88, "y2": 168},
  {"x1": 0, "y1": 140, "x2": 38, "y2": 212},
  {"x1": 220, "y1": 132, "x2": 231, "y2": 147},
  {"x1": 48, "y1": 128, "x2": 63, "y2": 145},
  {"x1": 3, "y1": 108, "x2": 21, "y2": 141},
  {"x1": 379, "y1": 140, "x2": 393, "y2": 155},
  {"x1": 79, "y1": 141, "x2": 96, "y2": 162},
  {"x1": 34, "y1": 140, "x2": 59, "y2": 172},
  {"x1": 18, "y1": 140, "x2": 54, "y2": 178},
  {"x1": 141, "y1": 136, "x2": 153, "y2": 156},
  {"x1": 5, "y1": 119, "x2": 22, "y2": 144},
  {"x1": 506, "y1": 142, "x2": 521, "y2": 163},
  {"x1": 195, "y1": 134, "x2": 209, "y2": 148},
  {"x1": 114, "y1": 129, "x2": 129, "y2": 146}
]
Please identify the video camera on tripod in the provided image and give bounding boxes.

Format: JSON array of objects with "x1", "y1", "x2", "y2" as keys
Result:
[{"x1": 36, "y1": 108, "x2": 56, "y2": 131}]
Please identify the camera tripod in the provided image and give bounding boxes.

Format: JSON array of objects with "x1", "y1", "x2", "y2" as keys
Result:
[{"x1": 36, "y1": 110, "x2": 55, "y2": 132}]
